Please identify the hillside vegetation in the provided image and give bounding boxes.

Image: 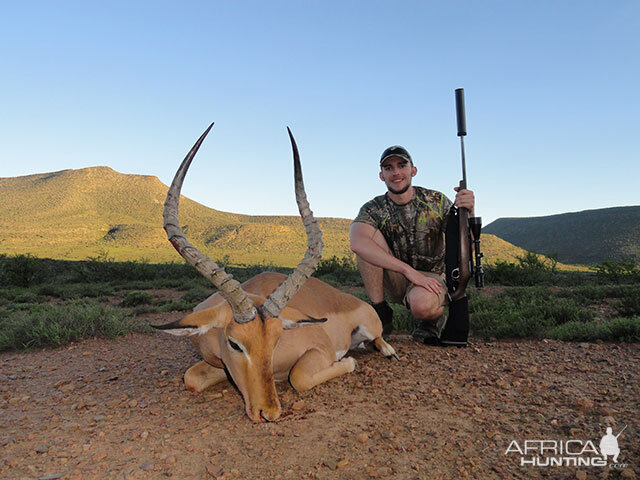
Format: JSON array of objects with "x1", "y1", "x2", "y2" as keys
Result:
[
  {"x1": 484, "y1": 206, "x2": 640, "y2": 265},
  {"x1": 1, "y1": 166, "x2": 572, "y2": 268}
]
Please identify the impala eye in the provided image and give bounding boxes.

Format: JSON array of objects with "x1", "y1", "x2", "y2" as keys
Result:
[{"x1": 228, "y1": 339, "x2": 243, "y2": 352}]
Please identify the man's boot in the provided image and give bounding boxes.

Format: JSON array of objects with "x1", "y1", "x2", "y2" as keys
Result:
[
  {"x1": 372, "y1": 301, "x2": 394, "y2": 338},
  {"x1": 411, "y1": 317, "x2": 443, "y2": 345}
]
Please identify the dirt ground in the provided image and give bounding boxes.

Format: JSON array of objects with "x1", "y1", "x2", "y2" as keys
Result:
[{"x1": 1, "y1": 316, "x2": 639, "y2": 480}]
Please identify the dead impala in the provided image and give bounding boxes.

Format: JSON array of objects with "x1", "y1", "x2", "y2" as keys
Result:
[{"x1": 155, "y1": 124, "x2": 398, "y2": 422}]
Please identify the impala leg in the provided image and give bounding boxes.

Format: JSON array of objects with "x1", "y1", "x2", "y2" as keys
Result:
[
  {"x1": 352, "y1": 322, "x2": 399, "y2": 361},
  {"x1": 374, "y1": 337, "x2": 399, "y2": 360},
  {"x1": 289, "y1": 350, "x2": 357, "y2": 392},
  {"x1": 184, "y1": 360, "x2": 228, "y2": 393}
]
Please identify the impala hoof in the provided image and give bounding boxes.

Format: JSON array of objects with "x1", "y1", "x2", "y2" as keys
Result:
[{"x1": 346, "y1": 357, "x2": 358, "y2": 372}]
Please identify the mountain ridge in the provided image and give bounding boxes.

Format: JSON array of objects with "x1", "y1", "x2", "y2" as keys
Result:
[
  {"x1": 484, "y1": 206, "x2": 640, "y2": 265},
  {"x1": 1, "y1": 166, "x2": 578, "y2": 268}
]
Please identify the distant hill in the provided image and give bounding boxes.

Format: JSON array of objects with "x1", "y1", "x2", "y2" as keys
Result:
[
  {"x1": 0, "y1": 166, "x2": 569, "y2": 268},
  {"x1": 483, "y1": 206, "x2": 640, "y2": 266}
]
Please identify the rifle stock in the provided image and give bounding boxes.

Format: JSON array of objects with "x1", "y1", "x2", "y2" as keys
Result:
[{"x1": 449, "y1": 181, "x2": 472, "y2": 301}]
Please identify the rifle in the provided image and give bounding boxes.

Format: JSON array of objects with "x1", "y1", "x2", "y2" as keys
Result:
[
  {"x1": 615, "y1": 425, "x2": 628, "y2": 439},
  {"x1": 441, "y1": 88, "x2": 484, "y2": 347}
]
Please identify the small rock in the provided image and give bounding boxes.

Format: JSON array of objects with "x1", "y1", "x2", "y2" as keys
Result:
[
  {"x1": 496, "y1": 380, "x2": 511, "y2": 390},
  {"x1": 356, "y1": 433, "x2": 369, "y2": 443},
  {"x1": 36, "y1": 445, "x2": 49, "y2": 454},
  {"x1": 576, "y1": 470, "x2": 587, "y2": 480},
  {"x1": 92, "y1": 452, "x2": 107, "y2": 461},
  {"x1": 575, "y1": 398, "x2": 595, "y2": 410},
  {"x1": 337, "y1": 459, "x2": 349, "y2": 469},
  {"x1": 141, "y1": 461, "x2": 154, "y2": 471},
  {"x1": 292, "y1": 400, "x2": 305, "y2": 411},
  {"x1": 323, "y1": 459, "x2": 338, "y2": 470},
  {"x1": 599, "y1": 406, "x2": 615, "y2": 416},
  {"x1": 128, "y1": 399, "x2": 138, "y2": 408},
  {"x1": 365, "y1": 466, "x2": 380, "y2": 478},
  {"x1": 206, "y1": 463, "x2": 224, "y2": 477},
  {"x1": 621, "y1": 470, "x2": 636, "y2": 480}
]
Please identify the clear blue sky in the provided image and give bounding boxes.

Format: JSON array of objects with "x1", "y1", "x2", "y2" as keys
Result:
[{"x1": 1, "y1": 1, "x2": 638, "y2": 224}]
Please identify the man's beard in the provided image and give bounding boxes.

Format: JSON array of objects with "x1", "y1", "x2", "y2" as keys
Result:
[{"x1": 387, "y1": 182, "x2": 411, "y2": 195}]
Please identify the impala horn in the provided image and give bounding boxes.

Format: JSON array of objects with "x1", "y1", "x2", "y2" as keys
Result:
[
  {"x1": 163, "y1": 123, "x2": 257, "y2": 323},
  {"x1": 261, "y1": 128, "x2": 324, "y2": 318}
]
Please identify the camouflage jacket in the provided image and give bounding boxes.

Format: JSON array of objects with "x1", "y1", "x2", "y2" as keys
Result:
[{"x1": 353, "y1": 186, "x2": 453, "y2": 274}]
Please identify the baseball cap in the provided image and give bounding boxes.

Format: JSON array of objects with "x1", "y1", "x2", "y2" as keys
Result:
[{"x1": 380, "y1": 145, "x2": 412, "y2": 166}]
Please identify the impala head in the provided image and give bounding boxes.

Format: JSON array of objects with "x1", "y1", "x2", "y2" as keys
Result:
[{"x1": 156, "y1": 124, "x2": 323, "y2": 422}]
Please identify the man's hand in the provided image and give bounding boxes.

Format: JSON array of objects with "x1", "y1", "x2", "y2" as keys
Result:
[
  {"x1": 404, "y1": 268, "x2": 442, "y2": 296},
  {"x1": 453, "y1": 187, "x2": 475, "y2": 215}
]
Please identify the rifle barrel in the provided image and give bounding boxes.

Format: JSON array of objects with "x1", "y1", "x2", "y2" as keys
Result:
[{"x1": 455, "y1": 88, "x2": 468, "y2": 187}]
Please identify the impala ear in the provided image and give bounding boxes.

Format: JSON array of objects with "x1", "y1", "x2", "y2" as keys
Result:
[
  {"x1": 152, "y1": 305, "x2": 231, "y2": 336},
  {"x1": 279, "y1": 306, "x2": 327, "y2": 330}
]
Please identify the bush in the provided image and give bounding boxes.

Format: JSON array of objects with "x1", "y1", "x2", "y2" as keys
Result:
[
  {"x1": 36, "y1": 283, "x2": 116, "y2": 299},
  {"x1": 180, "y1": 285, "x2": 214, "y2": 304},
  {"x1": 547, "y1": 317, "x2": 640, "y2": 342},
  {"x1": 120, "y1": 290, "x2": 156, "y2": 307},
  {"x1": 592, "y1": 259, "x2": 640, "y2": 283},
  {"x1": 0, "y1": 288, "x2": 45, "y2": 305},
  {"x1": 0, "y1": 300, "x2": 144, "y2": 351},
  {"x1": 0, "y1": 254, "x2": 51, "y2": 287},
  {"x1": 470, "y1": 288, "x2": 594, "y2": 339},
  {"x1": 615, "y1": 295, "x2": 640, "y2": 317},
  {"x1": 485, "y1": 252, "x2": 556, "y2": 286},
  {"x1": 314, "y1": 255, "x2": 361, "y2": 285}
]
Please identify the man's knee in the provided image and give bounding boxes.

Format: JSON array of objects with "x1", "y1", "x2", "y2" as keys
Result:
[{"x1": 407, "y1": 291, "x2": 444, "y2": 320}]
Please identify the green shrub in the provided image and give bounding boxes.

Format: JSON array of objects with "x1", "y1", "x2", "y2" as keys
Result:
[
  {"x1": 390, "y1": 303, "x2": 418, "y2": 333},
  {"x1": 470, "y1": 288, "x2": 594, "y2": 339},
  {"x1": 181, "y1": 285, "x2": 214, "y2": 304},
  {"x1": 158, "y1": 299, "x2": 197, "y2": 312},
  {"x1": 547, "y1": 317, "x2": 640, "y2": 342},
  {"x1": 0, "y1": 254, "x2": 51, "y2": 287},
  {"x1": 120, "y1": 290, "x2": 155, "y2": 307},
  {"x1": 592, "y1": 259, "x2": 640, "y2": 283},
  {"x1": 36, "y1": 283, "x2": 116, "y2": 299},
  {"x1": 314, "y1": 255, "x2": 361, "y2": 285},
  {"x1": 0, "y1": 288, "x2": 45, "y2": 305},
  {"x1": 485, "y1": 252, "x2": 555, "y2": 286},
  {"x1": 615, "y1": 295, "x2": 640, "y2": 317},
  {"x1": 0, "y1": 300, "x2": 144, "y2": 351}
]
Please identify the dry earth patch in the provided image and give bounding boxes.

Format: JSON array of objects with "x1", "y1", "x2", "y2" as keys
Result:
[{"x1": 1, "y1": 327, "x2": 638, "y2": 480}]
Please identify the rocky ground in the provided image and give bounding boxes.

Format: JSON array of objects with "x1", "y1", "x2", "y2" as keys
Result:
[{"x1": 1, "y1": 324, "x2": 639, "y2": 480}]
